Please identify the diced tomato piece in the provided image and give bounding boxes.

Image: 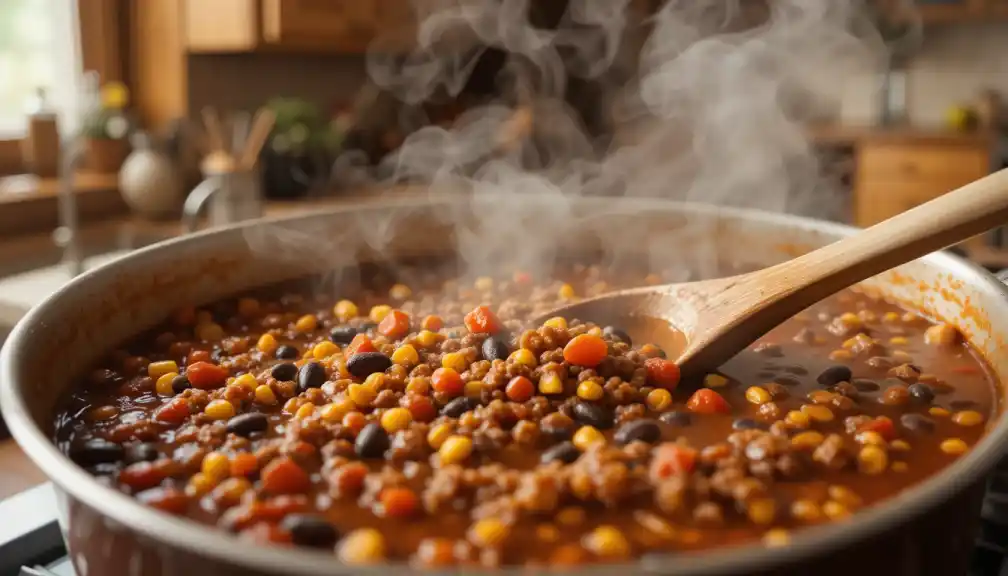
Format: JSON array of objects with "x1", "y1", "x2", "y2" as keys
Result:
[
  {"x1": 404, "y1": 394, "x2": 437, "y2": 422},
  {"x1": 137, "y1": 487, "x2": 189, "y2": 515},
  {"x1": 858, "y1": 416, "x2": 896, "y2": 441},
  {"x1": 431, "y1": 368, "x2": 464, "y2": 397},
  {"x1": 346, "y1": 333, "x2": 376, "y2": 356},
  {"x1": 230, "y1": 452, "x2": 260, "y2": 478},
  {"x1": 240, "y1": 522, "x2": 293, "y2": 545},
  {"x1": 650, "y1": 443, "x2": 697, "y2": 480},
  {"x1": 342, "y1": 411, "x2": 366, "y2": 434},
  {"x1": 187, "y1": 350, "x2": 211, "y2": 364},
  {"x1": 463, "y1": 305, "x2": 502, "y2": 334},
  {"x1": 186, "y1": 361, "x2": 229, "y2": 389},
  {"x1": 378, "y1": 310, "x2": 411, "y2": 340},
  {"x1": 330, "y1": 462, "x2": 369, "y2": 498},
  {"x1": 421, "y1": 315, "x2": 444, "y2": 331},
  {"x1": 379, "y1": 487, "x2": 419, "y2": 518},
  {"x1": 562, "y1": 334, "x2": 608, "y2": 367},
  {"x1": 686, "y1": 389, "x2": 731, "y2": 414},
  {"x1": 645, "y1": 358, "x2": 681, "y2": 390},
  {"x1": 120, "y1": 461, "x2": 167, "y2": 491},
  {"x1": 261, "y1": 457, "x2": 310, "y2": 495},
  {"x1": 154, "y1": 397, "x2": 190, "y2": 424}
]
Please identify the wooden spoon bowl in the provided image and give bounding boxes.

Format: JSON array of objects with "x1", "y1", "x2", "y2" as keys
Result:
[{"x1": 536, "y1": 168, "x2": 1008, "y2": 378}]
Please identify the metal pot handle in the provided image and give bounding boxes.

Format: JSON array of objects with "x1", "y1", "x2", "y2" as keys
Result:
[{"x1": 182, "y1": 176, "x2": 222, "y2": 233}]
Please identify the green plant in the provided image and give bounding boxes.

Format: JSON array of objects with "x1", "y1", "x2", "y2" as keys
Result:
[{"x1": 266, "y1": 97, "x2": 342, "y2": 155}]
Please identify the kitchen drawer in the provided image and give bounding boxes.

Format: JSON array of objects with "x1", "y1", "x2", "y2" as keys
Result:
[
  {"x1": 859, "y1": 143, "x2": 990, "y2": 183},
  {"x1": 855, "y1": 181, "x2": 943, "y2": 227}
]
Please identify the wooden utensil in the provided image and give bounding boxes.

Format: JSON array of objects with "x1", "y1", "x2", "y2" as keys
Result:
[
  {"x1": 536, "y1": 168, "x2": 1008, "y2": 378},
  {"x1": 238, "y1": 108, "x2": 276, "y2": 170},
  {"x1": 200, "y1": 107, "x2": 226, "y2": 153}
]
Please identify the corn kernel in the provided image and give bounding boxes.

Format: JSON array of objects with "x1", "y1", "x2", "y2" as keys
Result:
[
  {"x1": 369, "y1": 305, "x2": 392, "y2": 323},
  {"x1": 338, "y1": 528, "x2": 387, "y2": 564},
  {"x1": 427, "y1": 423, "x2": 453, "y2": 450},
  {"x1": 391, "y1": 345, "x2": 419, "y2": 366},
  {"x1": 405, "y1": 377, "x2": 430, "y2": 395},
  {"x1": 539, "y1": 372, "x2": 564, "y2": 395},
  {"x1": 838, "y1": 313, "x2": 862, "y2": 329},
  {"x1": 646, "y1": 388, "x2": 672, "y2": 411},
  {"x1": 509, "y1": 349, "x2": 537, "y2": 368},
  {"x1": 763, "y1": 529, "x2": 790, "y2": 547},
  {"x1": 582, "y1": 525, "x2": 630, "y2": 558},
  {"x1": 536, "y1": 524, "x2": 560, "y2": 543},
  {"x1": 348, "y1": 383, "x2": 377, "y2": 407},
  {"x1": 256, "y1": 333, "x2": 278, "y2": 355},
  {"x1": 333, "y1": 300, "x2": 359, "y2": 321},
  {"x1": 784, "y1": 410, "x2": 810, "y2": 429},
  {"x1": 415, "y1": 330, "x2": 443, "y2": 348},
  {"x1": 827, "y1": 485, "x2": 862, "y2": 508},
  {"x1": 791, "y1": 431, "x2": 825, "y2": 450},
  {"x1": 889, "y1": 336, "x2": 908, "y2": 346},
  {"x1": 858, "y1": 310, "x2": 877, "y2": 322},
  {"x1": 321, "y1": 399, "x2": 353, "y2": 422},
  {"x1": 704, "y1": 373, "x2": 729, "y2": 388},
  {"x1": 576, "y1": 381, "x2": 604, "y2": 401},
  {"x1": 890, "y1": 439, "x2": 911, "y2": 451},
  {"x1": 855, "y1": 431, "x2": 886, "y2": 446},
  {"x1": 555, "y1": 507, "x2": 587, "y2": 526},
  {"x1": 857, "y1": 445, "x2": 888, "y2": 475},
  {"x1": 822, "y1": 500, "x2": 850, "y2": 520},
  {"x1": 204, "y1": 399, "x2": 236, "y2": 420},
  {"x1": 952, "y1": 410, "x2": 984, "y2": 427},
  {"x1": 745, "y1": 386, "x2": 771, "y2": 405},
  {"x1": 237, "y1": 297, "x2": 259, "y2": 318},
  {"x1": 381, "y1": 407, "x2": 412, "y2": 433},
  {"x1": 230, "y1": 373, "x2": 256, "y2": 391},
  {"x1": 474, "y1": 276, "x2": 494, "y2": 291},
  {"x1": 294, "y1": 314, "x2": 317, "y2": 333},
  {"x1": 558, "y1": 283, "x2": 576, "y2": 300},
  {"x1": 363, "y1": 373, "x2": 384, "y2": 391},
  {"x1": 465, "y1": 380, "x2": 483, "y2": 398},
  {"x1": 441, "y1": 352, "x2": 468, "y2": 373},
  {"x1": 195, "y1": 322, "x2": 225, "y2": 342},
  {"x1": 891, "y1": 461, "x2": 908, "y2": 472},
  {"x1": 312, "y1": 341, "x2": 339, "y2": 359},
  {"x1": 573, "y1": 426, "x2": 605, "y2": 451},
  {"x1": 201, "y1": 451, "x2": 230, "y2": 479},
  {"x1": 155, "y1": 372, "x2": 178, "y2": 396},
  {"x1": 254, "y1": 384, "x2": 277, "y2": 405},
  {"x1": 185, "y1": 472, "x2": 216, "y2": 497},
  {"x1": 790, "y1": 499, "x2": 822, "y2": 522},
  {"x1": 842, "y1": 337, "x2": 858, "y2": 350},
  {"x1": 800, "y1": 404, "x2": 834, "y2": 422},
  {"x1": 544, "y1": 317, "x2": 568, "y2": 330},
  {"x1": 148, "y1": 360, "x2": 179, "y2": 379},
  {"x1": 828, "y1": 349, "x2": 853, "y2": 362},
  {"x1": 389, "y1": 283, "x2": 412, "y2": 300},
  {"x1": 807, "y1": 390, "x2": 835, "y2": 404},
  {"x1": 294, "y1": 403, "x2": 316, "y2": 420},
  {"x1": 587, "y1": 326, "x2": 603, "y2": 337},
  {"x1": 283, "y1": 398, "x2": 301, "y2": 414},
  {"x1": 940, "y1": 438, "x2": 968, "y2": 455},
  {"x1": 891, "y1": 350, "x2": 914, "y2": 364},
  {"x1": 213, "y1": 477, "x2": 251, "y2": 505},
  {"x1": 438, "y1": 435, "x2": 473, "y2": 465},
  {"x1": 882, "y1": 312, "x2": 900, "y2": 323},
  {"x1": 468, "y1": 518, "x2": 510, "y2": 548},
  {"x1": 925, "y1": 323, "x2": 959, "y2": 346}
]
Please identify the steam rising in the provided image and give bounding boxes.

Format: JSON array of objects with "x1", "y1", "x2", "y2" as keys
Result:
[{"x1": 247, "y1": 0, "x2": 890, "y2": 290}]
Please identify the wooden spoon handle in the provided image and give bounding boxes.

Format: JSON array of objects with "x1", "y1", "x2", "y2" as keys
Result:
[{"x1": 759, "y1": 167, "x2": 1008, "y2": 309}]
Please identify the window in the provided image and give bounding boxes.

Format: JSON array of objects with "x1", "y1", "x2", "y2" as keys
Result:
[{"x1": 0, "y1": 0, "x2": 82, "y2": 138}]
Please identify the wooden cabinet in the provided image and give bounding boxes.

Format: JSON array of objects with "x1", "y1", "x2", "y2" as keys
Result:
[
  {"x1": 854, "y1": 140, "x2": 993, "y2": 239},
  {"x1": 185, "y1": 0, "x2": 415, "y2": 54}
]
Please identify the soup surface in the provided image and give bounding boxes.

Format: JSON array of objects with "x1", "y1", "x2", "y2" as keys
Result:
[{"x1": 54, "y1": 263, "x2": 997, "y2": 568}]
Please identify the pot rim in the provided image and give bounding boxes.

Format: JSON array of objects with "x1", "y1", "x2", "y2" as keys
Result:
[{"x1": 3, "y1": 195, "x2": 1007, "y2": 575}]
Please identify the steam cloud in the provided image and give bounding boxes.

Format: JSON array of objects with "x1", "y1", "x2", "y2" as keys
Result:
[{"x1": 247, "y1": 0, "x2": 894, "y2": 291}]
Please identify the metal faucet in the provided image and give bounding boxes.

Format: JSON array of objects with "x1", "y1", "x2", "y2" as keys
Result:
[{"x1": 53, "y1": 139, "x2": 85, "y2": 278}]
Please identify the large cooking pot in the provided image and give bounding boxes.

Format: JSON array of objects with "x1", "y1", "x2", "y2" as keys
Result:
[{"x1": 3, "y1": 194, "x2": 1007, "y2": 576}]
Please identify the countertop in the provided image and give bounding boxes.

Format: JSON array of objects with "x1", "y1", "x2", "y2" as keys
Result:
[{"x1": 807, "y1": 124, "x2": 998, "y2": 147}]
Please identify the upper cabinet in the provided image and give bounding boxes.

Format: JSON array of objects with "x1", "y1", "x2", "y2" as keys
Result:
[
  {"x1": 184, "y1": 0, "x2": 415, "y2": 54},
  {"x1": 880, "y1": 0, "x2": 1008, "y2": 23}
]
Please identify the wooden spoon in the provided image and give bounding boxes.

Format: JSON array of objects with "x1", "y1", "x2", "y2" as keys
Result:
[{"x1": 537, "y1": 168, "x2": 1008, "y2": 379}]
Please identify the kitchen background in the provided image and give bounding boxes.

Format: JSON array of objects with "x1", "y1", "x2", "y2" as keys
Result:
[{"x1": 2, "y1": 0, "x2": 1008, "y2": 499}]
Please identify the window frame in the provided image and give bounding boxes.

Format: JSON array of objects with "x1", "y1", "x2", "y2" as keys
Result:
[{"x1": 0, "y1": 0, "x2": 125, "y2": 176}]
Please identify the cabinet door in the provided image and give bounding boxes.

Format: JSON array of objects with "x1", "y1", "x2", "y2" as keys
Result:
[
  {"x1": 261, "y1": 0, "x2": 378, "y2": 52},
  {"x1": 915, "y1": 0, "x2": 986, "y2": 22}
]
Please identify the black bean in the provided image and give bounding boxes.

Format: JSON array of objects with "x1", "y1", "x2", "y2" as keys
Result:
[
  {"x1": 773, "y1": 376, "x2": 802, "y2": 387},
  {"x1": 817, "y1": 365, "x2": 852, "y2": 387},
  {"x1": 346, "y1": 352, "x2": 392, "y2": 380},
  {"x1": 271, "y1": 362, "x2": 298, "y2": 382},
  {"x1": 900, "y1": 413, "x2": 935, "y2": 434},
  {"x1": 354, "y1": 422, "x2": 390, "y2": 459},
  {"x1": 571, "y1": 401, "x2": 614, "y2": 429},
  {"x1": 603, "y1": 326, "x2": 632, "y2": 347},
  {"x1": 481, "y1": 336, "x2": 510, "y2": 362},
  {"x1": 281, "y1": 514, "x2": 340, "y2": 549},
  {"x1": 171, "y1": 374, "x2": 192, "y2": 394},
  {"x1": 950, "y1": 399, "x2": 978, "y2": 410},
  {"x1": 298, "y1": 361, "x2": 328, "y2": 392},
  {"x1": 226, "y1": 412, "x2": 269, "y2": 437},
  {"x1": 125, "y1": 443, "x2": 159, "y2": 464},
  {"x1": 852, "y1": 378, "x2": 880, "y2": 392},
  {"x1": 70, "y1": 439, "x2": 124, "y2": 466},
  {"x1": 541, "y1": 441, "x2": 580, "y2": 465},
  {"x1": 659, "y1": 411, "x2": 692, "y2": 426},
  {"x1": 783, "y1": 365, "x2": 808, "y2": 376},
  {"x1": 908, "y1": 383, "x2": 935, "y2": 404},
  {"x1": 541, "y1": 417, "x2": 576, "y2": 442},
  {"x1": 330, "y1": 326, "x2": 358, "y2": 345},
  {"x1": 732, "y1": 418, "x2": 766, "y2": 431},
  {"x1": 275, "y1": 345, "x2": 299, "y2": 360},
  {"x1": 614, "y1": 419, "x2": 661, "y2": 445},
  {"x1": 442, "y1": 397, "x2": 479, "y2": 418}
]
